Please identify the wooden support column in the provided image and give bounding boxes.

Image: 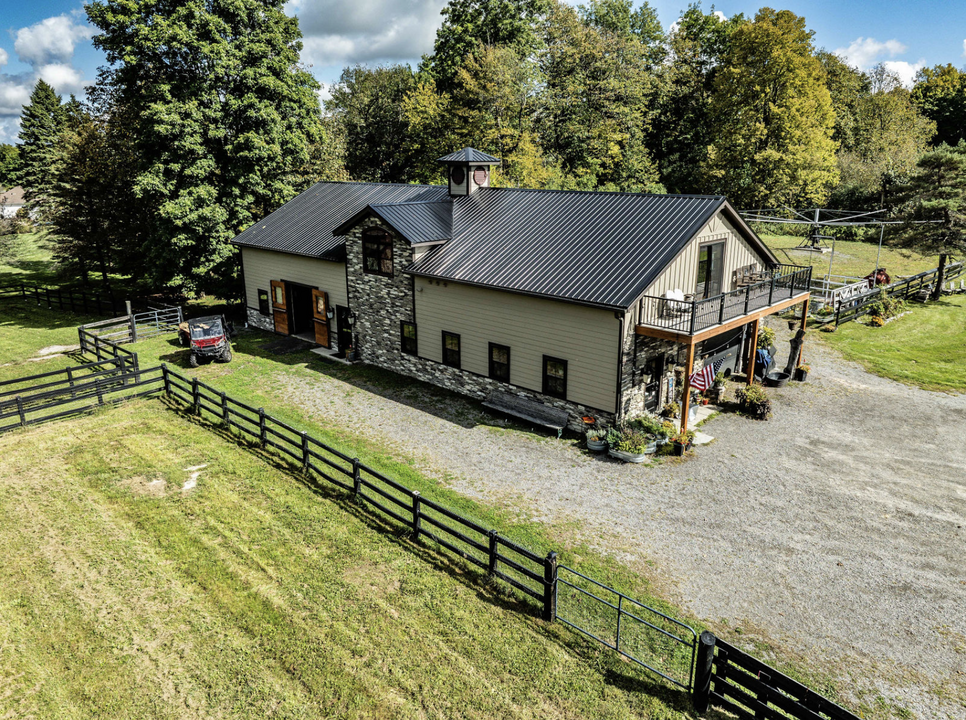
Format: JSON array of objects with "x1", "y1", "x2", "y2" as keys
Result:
[
  {"x1": 680, "y1": 341, "x2": 696, "y2": 434},
  {"x1": 746, "y1": 317, "x2": 760, "y2": 385},
  {"x1": 798, "y1": 297, "x2": 810, "y2": 366}
]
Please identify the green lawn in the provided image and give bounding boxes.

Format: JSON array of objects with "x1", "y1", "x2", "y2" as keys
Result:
[
  {"x1": 0, "y1": 232, "x2": 60, "y2": 286},
  {"x1": 761, "y1": 234, "x2": 937, "y2": 280},
  {"x1": 817, "y1": 294, "x2": 966, "y2": 393},
  {"x1": 0, "y1": 402, "x2": 692, "y2": 719}
]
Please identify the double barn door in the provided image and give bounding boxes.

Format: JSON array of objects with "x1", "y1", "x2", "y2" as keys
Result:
[{"x1": 269, "y1": 280, "x2": 331, "y2": 347}]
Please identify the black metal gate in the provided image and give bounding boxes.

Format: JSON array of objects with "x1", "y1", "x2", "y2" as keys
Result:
[{"x1": 555, "y1": 566, "x2": 697, "y2": 690}]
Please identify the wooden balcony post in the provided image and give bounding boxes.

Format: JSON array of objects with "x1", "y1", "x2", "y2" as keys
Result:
[
  {"x1": 681, "y1": 341, "x2": 696, "y2": 434},
  {"x1": 747, "y1": 318, "x2": 759, "y2": 385}
]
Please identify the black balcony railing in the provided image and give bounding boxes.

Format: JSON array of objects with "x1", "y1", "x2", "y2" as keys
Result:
[{"x1": 636, "y1": 265, "x2": 812, "y2": 335}]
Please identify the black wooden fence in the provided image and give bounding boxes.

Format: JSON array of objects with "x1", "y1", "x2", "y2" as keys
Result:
[
  {"x1": 693, "y1": 632, "x2": 860, "y2": 720},
  {"x1": 822, "y1": 260, "x2": 966, "y2": 327},
  {"x1": 0, "y1": 282, "x2": 124, "y2": 316}
]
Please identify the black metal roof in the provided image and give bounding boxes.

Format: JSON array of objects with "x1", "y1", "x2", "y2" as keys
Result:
[
  {"x1": 407, "y1": 188, "x2": 726, "y2": 310},
  {"x1": 437, "y1": 147, "x2": 502, "y2": 165},
  {"x1": 231, "y1": 182, "x2": 448, "y2": 260},
  {"x1": 369, "y1": 200, "x2": 452, "y2": 244}
]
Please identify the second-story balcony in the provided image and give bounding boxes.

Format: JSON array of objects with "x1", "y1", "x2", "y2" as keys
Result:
[{"x1": 634, "y1": 264, "x2": 812, "y2": 341}]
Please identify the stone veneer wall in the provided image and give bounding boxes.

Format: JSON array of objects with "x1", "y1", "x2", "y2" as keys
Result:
[
  {"x1": 618, "y1": 330, "x2": 685, "y2": 420},
  {"x1": 247, "y1": 307, "x2": 275, "y2": 333},
  {"x1": 343, "y1": 215, "x2": 613, "y2": 432}
]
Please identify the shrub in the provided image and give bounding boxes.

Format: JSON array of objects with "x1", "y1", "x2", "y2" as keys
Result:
[
  {"x1": 869, "y1": 288, "x2": 905, "y2": 320},
  {"x1": 661, "y1": 402, "x2": 680, "y2": 418},
  {"x1": 670, "y1": 429, "x2": 695, "y2": 445},
  {"x1": 586, "y1": 426, "x2": 608, "y2": 443},
  {"x1": 756, "y1": 326, "x2": 776, "y2": 349},
  {"x1": 734, "y1": 383, "x2": 772, "y2": 420},
  {"x1": 608, "y1": 423, "x2": 652, "y2": 454}
]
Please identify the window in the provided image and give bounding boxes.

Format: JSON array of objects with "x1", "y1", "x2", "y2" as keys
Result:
[
  {"x1": 696, "y1": 241, "x2": 725, "y2": 298},
  {"x1": 362, "y1": 228, "x2": 393, "y2": 277},
  {"x1": 257, "y1": 289, "x2": 270, "y2": 315},
  {"x1": 401, "y1": 321, "x2": 417, "y2": 355},
  {"x1": 489, "y1": 343, "x2": 510, "y2": 383},
  {"x1": 542, "y1": 356, "x2": 567, "y2": 399},
  {"x1": 442, "y1": 332, "x2": 461, "y2": 368}
]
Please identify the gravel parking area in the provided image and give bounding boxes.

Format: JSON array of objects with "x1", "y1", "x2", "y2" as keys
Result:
[{"x1": 276, "y1": 326, "x2": 965, "y2": 718}]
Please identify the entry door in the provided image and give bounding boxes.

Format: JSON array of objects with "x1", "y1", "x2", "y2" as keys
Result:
[
  {"x1": 696, "y1": 242, "x2": 725, "y2": 298},
  {"x1": 270, "y1": 280, "x2": 290, "y2": 335},
  {"x1": 643, "y1": 354, "x2": 665, "y2": 413},
  {"x1": 311, "y1": 289, "x2": 330, "y2": 348}
]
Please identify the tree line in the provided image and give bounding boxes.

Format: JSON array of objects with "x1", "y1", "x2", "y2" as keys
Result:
[{"x1": 3, "y1": 0, "x2": 965, "y2": 295}]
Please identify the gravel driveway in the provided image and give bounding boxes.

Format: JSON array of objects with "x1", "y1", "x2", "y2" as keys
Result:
[{"x1": 275, "y1": 325, "x2": 966, "y2": 718}]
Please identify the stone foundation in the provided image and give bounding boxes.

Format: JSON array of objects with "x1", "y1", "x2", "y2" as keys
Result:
[{"x1": 247, "y1": 307, "x2": 274, "y2": 332}]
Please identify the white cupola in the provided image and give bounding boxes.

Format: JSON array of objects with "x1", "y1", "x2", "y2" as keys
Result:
[{"x1": 437, "y1": 147, "x2": 502, "y2": 197}]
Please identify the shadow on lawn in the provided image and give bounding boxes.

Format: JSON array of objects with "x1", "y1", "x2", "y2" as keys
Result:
[{"x1": 160, "y1": 396, "x2": 697, "y2": 715}]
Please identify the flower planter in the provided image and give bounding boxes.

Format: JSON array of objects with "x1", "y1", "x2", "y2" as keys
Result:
[
  {"x1": 764, "y1": 371, "x2": 789, "y2": 388},
  {"x1": 586, "y1": 438, "x2": 608, "y2": 452},
  {"x1": 672, "y1": 441, "x2": 690, "y2": 456},
  {"x1": 794, "y1": 368, "x2": 808, "y2": 382},
  {"x1": 608, "y1": 445, "x2": 654, "y2": 463}
]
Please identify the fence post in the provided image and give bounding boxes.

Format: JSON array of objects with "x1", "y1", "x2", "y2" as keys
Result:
[
  {"x1": 222, "y1": 392, "x2": 230, "y2": 426},
  {"x1": 44, "y1": 287, "x2": 51, "y2": 309},
  {"x1": 66, "y1": 366, "x2": 75, "y2": 399},
  {"x1": 16, "y1": 396, "x2": 26, "y2": 427},
  {"x1": 743, "y1": 285, "x2": 751, "y2": 314},
  {"x1": 411, "y1": 491, "x2": 422, "y2": 540},
  {"x1": 96, "y1": 378, "x2": 104, "y2": 405},
  {"x1": 768, "y1": 274, "x2": 775, "y2": 305},
  {"x1": 693, "y1": 631, "x2": 716, "y2": 713},
  {"x1": 300, "y1": 431, "x2": 310, "y2": 471},
  {"x1": 162, "y1": 364, "x2": 171, "y2": 395},
  {"x1": 488, "y1": 530, "x2": 499, "y2": 577},
  {"x1": 352, "y1": 458, "x2": 362, "y2": 497},
  {"x1": 129, "y1": 312, "x2": 138, "y2": 343},
  {"x1": 542, "y1": 551, "x2": 558, "y2": 622},
  {"x1": 258, "y1": 408, "x2": 267, "y2": 447},
  {"x1": 191, "y1": 377, "x2": 200, "y2": 415},
  {"x1": 718, "y1": 294, "x2": 726, "y2": 325}
]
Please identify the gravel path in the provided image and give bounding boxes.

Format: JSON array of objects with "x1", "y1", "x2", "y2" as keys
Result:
[{"x1": 275, "y1": 325, "x2": 966, "y2": 718}]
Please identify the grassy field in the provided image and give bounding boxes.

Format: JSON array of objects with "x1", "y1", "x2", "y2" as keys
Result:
[
  {"x1": 0, "y1": 401, "x2": 698, "y2": 719},
  {"x1": 816, "y1": 294, "x2": 966, "y2": 393},
  {"x1": 0, "y1": 232, "x2": 61, "y2": 286},
  {"x1": 761, "y1": 234, "x2": 937, "y2": 280}
]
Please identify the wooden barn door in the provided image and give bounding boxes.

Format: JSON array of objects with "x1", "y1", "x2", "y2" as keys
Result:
[
  {"x1": 270, "y1": 280, "x2": 289, "y2": 335},
  {"x1": 311, "y1": 289, "x2": 330, "y2": 347}
]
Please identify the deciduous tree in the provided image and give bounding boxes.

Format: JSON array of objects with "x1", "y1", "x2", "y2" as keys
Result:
[{"x1": 911, "y1": 64, "x2": 966, "y2": 148}]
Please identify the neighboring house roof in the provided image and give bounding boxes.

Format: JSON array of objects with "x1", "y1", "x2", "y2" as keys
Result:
[
  {"x1": 231, "y1": 182, "x2": 449, "y2": 260},
  {"x1": 407, "y1": 188, "x2": 729, "y2": 310},
  {"x1": 0, "y1": 186, "x2": 25, "y2": 206},
  {"x1": 437, "y1": 148, "x2": 502, "y2": 165}
]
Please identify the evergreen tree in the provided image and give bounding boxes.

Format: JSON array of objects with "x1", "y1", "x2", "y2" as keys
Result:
[
  {"x1": 705, "y1": 9, "x2": 838, "y2": 208},
  {"x1": 17, "y1": 80, "x2": 66, "y2": 221},
  {"x1": 0, "y1": 145, "x2": 20, "y2": 190},
  {"x1": 892, "y1": 142, "x2": 966, "y2": 300},
  {"x1": 86, "y1": 0, "x2": 326, "y2": 294}
]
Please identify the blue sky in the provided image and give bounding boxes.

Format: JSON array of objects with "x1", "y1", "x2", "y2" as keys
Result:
[{"x1": 2, "y1": 0, "x2": 965, "y2": 143}]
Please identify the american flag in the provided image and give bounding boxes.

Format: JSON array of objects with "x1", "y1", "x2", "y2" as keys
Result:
[{"x1": 689, "y1": 359, "x2": 723, "y2": 392}]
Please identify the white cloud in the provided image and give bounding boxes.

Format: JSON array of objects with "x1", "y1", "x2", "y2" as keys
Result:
[
  {"x1": 288, "y1": 0, "x2": 445, "y2": 67},
  {"x1": 834, "y1": 37, "x2": 906, "y2": 70},
  {"x1": 0, "y1": 48, "x2": 8, "y2": 68},
  {"x1": 669, "y1": 10, "x2": 726, "y2": 36},
  {"x1": 0, "y1": 75, "x2": 32, "y2": 116},
  {"x1": 14, "y1": 15, "x2": 93, "y2": 66},
  {"x1": 882, "y1": 60, "x2": 925, "y2": 88},
  {"x1": 35, "y1": 63, "x2": 86, "y2": 96}
]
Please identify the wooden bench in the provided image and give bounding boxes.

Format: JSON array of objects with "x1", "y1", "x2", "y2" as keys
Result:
[{"x1": 482, "y1": 391, "x2": 570, "y2": 437}]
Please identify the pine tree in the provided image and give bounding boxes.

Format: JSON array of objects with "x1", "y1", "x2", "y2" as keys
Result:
[
  {"x1": 17, "y1": 80, "x2": 66, "y2": 221},
  {"x1": 892, "y1": 142, "x2": 966, "y2": 300},
  {"x1": 86, "y1": 0, "x2": 326, "y2": 295}
]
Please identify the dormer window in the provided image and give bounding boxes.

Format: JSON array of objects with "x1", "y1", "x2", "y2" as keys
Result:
[
  {"x1": 362, "y1": 228, "x2": 393, "y2": 277},
  {"x1": 451, "y1": 166, "x2": 465, "y2": 185}
]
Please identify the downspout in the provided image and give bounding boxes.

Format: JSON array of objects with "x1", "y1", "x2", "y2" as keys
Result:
[{"x1": 614, "y1": 311, "x2": 625, "y2": 419}]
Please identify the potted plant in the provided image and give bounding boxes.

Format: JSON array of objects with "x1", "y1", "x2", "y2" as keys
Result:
[
  {"x1": 756, "y1": 326, "x2": 777, "y2": 350},
  {"x1": 794, "y1": 363, "x2": 810, "y2": 382},
  {"x1": 586, "y1": 426, "x2": 608, "y2": 452},
  {"x1": 734, "y1": 383, "x2": 772, "y2": 420},
  {"x1": 346, "y1": 344, "x2": 357, "y2": 362},
  {"x1": 607, "y1": 422, "x2": 657, "y2": 463},
  {"x1": 670, "y1": 429, "x2": 695, "y2": 455},
  {"x1": 661, "y1": 401, "x2": 680, "y2": 419}
]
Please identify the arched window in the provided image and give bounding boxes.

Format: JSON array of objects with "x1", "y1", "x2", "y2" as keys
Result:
[{"x1": 362, "y1": 228, "x2": 393, "y2": 277}]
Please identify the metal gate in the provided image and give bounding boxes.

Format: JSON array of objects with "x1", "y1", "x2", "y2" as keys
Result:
[{"x1": 555, "y1": 566, "x2": 697, "y2": 690}]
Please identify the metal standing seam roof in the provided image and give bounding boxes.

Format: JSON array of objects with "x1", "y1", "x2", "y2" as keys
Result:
[
  {"x1": 367, "y1": 200, "x2": 453, "y2": 244},
  {"x1": 436, "y1": 148, "x2": 502, "y2": 164},
  {"x1": 406, "y1": 187, "x2": 726, "y2": 310},
  {"x1": 231, "y1": 182, "x2": 449, "y2": 260}
]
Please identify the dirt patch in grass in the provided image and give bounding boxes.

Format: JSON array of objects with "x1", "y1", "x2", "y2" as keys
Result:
[{"x1": 118, "y1": 474, "x2": 168, "y2": 497}]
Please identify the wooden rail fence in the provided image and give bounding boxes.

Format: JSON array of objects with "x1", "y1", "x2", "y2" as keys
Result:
[
  {"x1": 0, "y1": 282, "x2": 124, "y2": 316},
  {"x1": 694, "y1": 632, "x2": 859, "y2": 720}
]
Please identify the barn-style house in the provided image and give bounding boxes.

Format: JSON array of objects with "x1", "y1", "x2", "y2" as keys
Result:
[{"x1": 233, "y1": 149, "x2": 811, "y2": 432}]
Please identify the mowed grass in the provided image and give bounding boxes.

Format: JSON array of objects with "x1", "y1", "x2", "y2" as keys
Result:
[
  {"x1": 817, "y1": 294, "x2": 966, "y2": 393},
  {"x1": 0, "y1": 401, "x2": 690, "y2": 719},
  {"x1": 761, "y1": 234, "x2": 937, "y2": 280},
  {"x1": 0, "y1": 232, "x2": 59, "y2": 286}
]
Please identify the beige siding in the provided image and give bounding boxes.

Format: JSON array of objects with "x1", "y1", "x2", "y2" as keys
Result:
[
  {"x1": 645, "y1": 212, "x2": 766, "y2": 298},
  {"x1": 241, "y1": 247, "x2": 348, "y2": 308},
  {"x1": 414, "y1": 279, "x2": 622, "y2": 412}
]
